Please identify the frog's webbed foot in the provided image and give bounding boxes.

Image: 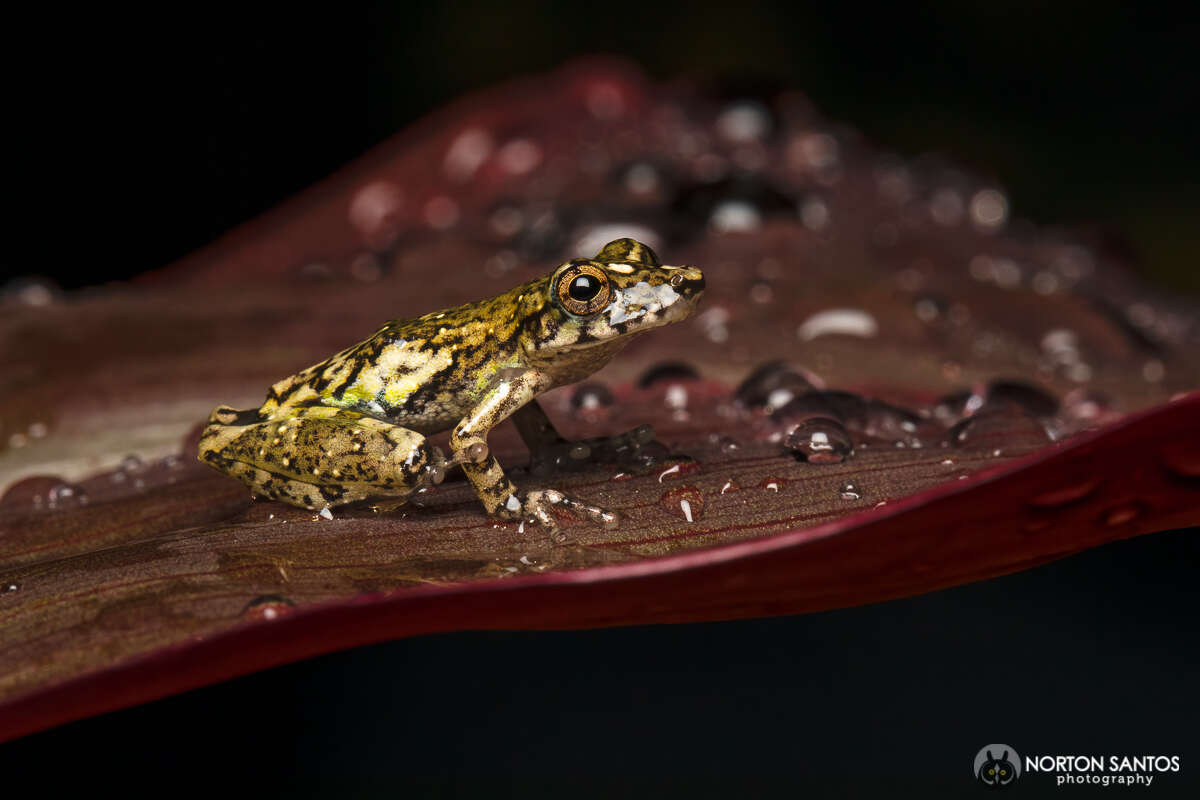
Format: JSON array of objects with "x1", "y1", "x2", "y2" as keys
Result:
[{"x1": 499, "y1": 488, "x2": 620, "y2": 541}]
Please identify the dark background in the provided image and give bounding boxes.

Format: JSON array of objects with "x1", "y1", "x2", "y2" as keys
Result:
[{"x1": 4, "y1": 3, "x2": 1198, "y2": 795}]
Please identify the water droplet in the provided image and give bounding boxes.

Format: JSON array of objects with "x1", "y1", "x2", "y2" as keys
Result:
[
  {"x1": 799, "y1": 196, "x2": 829, "y2": 231},
  {"x1": 695, "y1": 306, "x2": 731, "y2": 344},
  {"x1": 862, "y1": 400, "x2": 925, "y2": 443},
  {"x1": 4, "y1": 277, "x2": 60, "y2": 307},
  {"x1": 1102, "y1": 504, "x2": 1143, "y2": 527},
  {"x1": 657, "y1": 459, "x2": 700, "y2": 482},
  {"x1": 734, "y1": 361, "x2": 815, "y2": 411},
  {"x1": 48, "y1": 482, "x2": 87, "y2": 509},
  {"x1": 1162, "y1": 443, "x2": 1200, "y2": 478},
  {"x1": 119, "y1": 454, "x2": 144, "y2": 472},
  {"x1": 2, "y1": 582, "x2": 18, "y2": 594},
  {"x1": 497, "y1": 138, "x2": 542, "y2": 175},
  {"x1": 931, "y1": 390, "x2": 981, "y2": 424},
  {"x1": 1062, "y1": 388, "x2": 1115, "y2": 423},
  {"x1": 716, "y1": 101, "x2": 772, "y2": 143},
  {"x1": 350, "y1": 252, "x2": 382, "y2": 282},
  {"x1": 969, "y1": 188, "x2": 1008, "y2": 231},
  {"x1": 1030, "y1": 478, "x2": 1101, "y2": 508},
  {"x1": 572, "y1": 223, "x2": 663, "y2": 257},
  {"x1": 423, "y1": 195, "x2": 460, "y2": 230},
  {"x1": 443, "y1": 127, "x2": 494, "y2": 181},
  {"x1": 719, "y1": 478, "x2": 741, "y2": 494},
  {"x1": 749, "y1": 282, "x2": 773, "y2": 304},
  {"x1": 623, "y1": 161, "x2": 662, "y2": 196},
  {"x1": 488, "y1": 205, "x2": 525, "y2": 239},
  {"x1": 586, "y1": 81, "x2": 626, "y2": 120},
  {"x1": 947, "y1": 406, "x2": 1050, "y2": 450},
  {"x1": 838, "y1": 482, "x2": 862, "y2": 500},
  {"x1": 241, "y1": 594, "x2": 296, "y2": 621},
  {"x1": 1142, "y1": 360, "x2": 1165, "y2": 383},
  {"x1": 913, "y1": 293, "x2": 948, "y2": 322},
  {"x1": 773, "y1": 390, "x2": 869, "y2": 429},
  {"x1": 796, "y1": 308, "x2": 878, "y2": 341},
  {"x1": 790, "y1": 132, "x2": 839, "y2": 170},
  {"x1": 930, "y1": 188, "x2": 964, "y2": 225},
  {"x1": 316, "y1": 506, "x2": 334, "y2": 520},
  {"x1": 985, "y1": 379, "x2": 1060, "y2": 418},
  {"x1": 659, "y1": 486, "x2": 705, "y2": 522},
  {"x1": 785, "y1": 417, "x2": 852, "y2": 464},
  {"x1": 760, "y1": 476, "x2": 785, "y2": 492},
  {"x1": 637, "y1": 361, "x2": 700, "y2": 388},
  {"x1": 710, "y1": 200, "x2": 762, "y2": 233},
  {"x1": 348, "y1": 180, "x2": 405, "y2": 250},
  {"x1": 570, "y1": 382, "x2": 614, "y2": 420}
]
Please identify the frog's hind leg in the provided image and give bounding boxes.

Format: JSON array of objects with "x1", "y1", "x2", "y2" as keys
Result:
[{"x1": 198, "y1": 405, "x2": 446, "y2": 509}]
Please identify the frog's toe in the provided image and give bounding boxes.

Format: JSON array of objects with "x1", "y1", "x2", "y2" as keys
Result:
[{"x1": 519, "y1": 488, "x2": 620, "y2": 536}]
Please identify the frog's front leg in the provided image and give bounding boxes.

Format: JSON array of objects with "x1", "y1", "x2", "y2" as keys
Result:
[
  {"x1": 198, "y1": 405, "x2": 448, "y2": 509},
  {"x1": 450, "y1": 369, "x2": 619, "y2": 536}
]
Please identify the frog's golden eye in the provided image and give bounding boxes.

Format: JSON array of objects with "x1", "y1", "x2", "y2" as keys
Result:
[{"x1": 554, "y1": 263, "x2": 612, "y2": 316}]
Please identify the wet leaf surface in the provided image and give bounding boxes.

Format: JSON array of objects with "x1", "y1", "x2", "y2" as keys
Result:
[{"x1": 1, "y1": 58, "x2": 1197, "y2": 741}]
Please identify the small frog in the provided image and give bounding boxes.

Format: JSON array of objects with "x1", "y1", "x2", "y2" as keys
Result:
[{"x1": 198, "y1": 238, "x2": 705, "y2": 532}]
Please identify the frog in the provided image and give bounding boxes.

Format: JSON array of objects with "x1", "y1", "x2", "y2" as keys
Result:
[{"x1": 198, "y1": 238, "x2": 705, "y2": 534}]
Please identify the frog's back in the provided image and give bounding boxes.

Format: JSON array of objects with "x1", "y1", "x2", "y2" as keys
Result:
[{"x1": 259, "y1": 284, "x2": 539, "y2": 433}]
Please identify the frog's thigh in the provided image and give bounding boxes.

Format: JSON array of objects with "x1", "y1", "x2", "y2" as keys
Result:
[{"x1": 200, "y1": 406, "x2": 434, "y2": 509}]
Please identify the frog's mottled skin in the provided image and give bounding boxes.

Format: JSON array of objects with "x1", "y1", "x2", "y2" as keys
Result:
[{"x1": 198, "y1": 239, "x2": 704, "y2": 531}]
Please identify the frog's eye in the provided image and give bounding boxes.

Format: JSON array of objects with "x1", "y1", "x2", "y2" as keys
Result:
[{"x1": 554, "y1": 263, "x2": 612, "y2": 316}]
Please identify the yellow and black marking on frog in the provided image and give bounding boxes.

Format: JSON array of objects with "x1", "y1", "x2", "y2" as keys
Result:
[{"x1": 199, "y1": 238, "x2": 705, "y2": 531}]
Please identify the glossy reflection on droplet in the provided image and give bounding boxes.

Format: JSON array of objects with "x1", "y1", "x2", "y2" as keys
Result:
[
  {"x1": 637, "y1": 361, "x2": 700, "y2": 389},
  {"x1": 659, "y1": 486, "x2": 705, "y2": 523},
  {"x1": 786, "y1": 417, "x2": 852, "y2": 464},
  {"x1": 839, "y1": 481, "x2": 863, "y2": 500},
  {"x1": 1029, "y1": 478, "x2": 1101, "y2": 508},
  {"x1": 735, "y1": 360, "x2": 815, "y2": 411},
  {"x1": 241, "y1": 594, "x2": 296, "y2": 622}
]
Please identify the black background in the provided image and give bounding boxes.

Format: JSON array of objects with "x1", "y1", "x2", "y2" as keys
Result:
[{"x1": 3, "y1": 3, "x2": 1198, "y2": 795}]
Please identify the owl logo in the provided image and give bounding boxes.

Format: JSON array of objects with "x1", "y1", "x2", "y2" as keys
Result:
[{"x1": 973, "y1": 743, "x2": 1022, "y2": 789}]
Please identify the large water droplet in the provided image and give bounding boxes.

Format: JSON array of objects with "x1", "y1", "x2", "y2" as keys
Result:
[
  {"x1": 796, "y1": 308, "x2": 878, "y2": 341},
  {"x1": 1029, "y1": 478, "x2": 1101, "y2": 508},
  {"x1": 637, "y1": 361, "x2": 700, "y2": 388},
  {"x1": 1162, "y1": 443, "x2": 1200, "y2": 479},
  {"x1": 735, "y1": 361, "x2": 815, "y2": 411},
  {"x1": 1102, "y1": 504, "x2": 1143, "y2": 527},
  {"x1": 241, "y1": 594, "x2": 296, "y2": 621},
  {"x1": 570, "y1": 382, "x2": 615, "y2": 421},
  {"x1": 947, "y1": 405, "x2": 1050, "y2": 450},
  {"x1": 760, "y1": 476, "x2": 786, "y2": 492},
  {"x1": 4, "y1": 277, "x2": 61, "y2": 307},
  {"x1": 47, "y1": 482, "x2": 88, "y2": 509},
  {"x1": 986, "y1": 379, "x2": 1060, "y2": 418},
  {"x1": 838, "y1": 481, "x2": 862, "y2": 500},
  {"x1": 659, "y1": 486, "x2": 705, "y2": 522},
  {"x1": 786, "y1": 417, "x2": 852, "y2": 464},
  {"x1": 716, "y1": 101, "x2": 773, "y2": 143}
]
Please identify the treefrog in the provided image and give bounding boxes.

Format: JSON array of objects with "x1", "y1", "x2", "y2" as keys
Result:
[{"x1": 198, "y1": 238, "x2": 705, "y2": 532}]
